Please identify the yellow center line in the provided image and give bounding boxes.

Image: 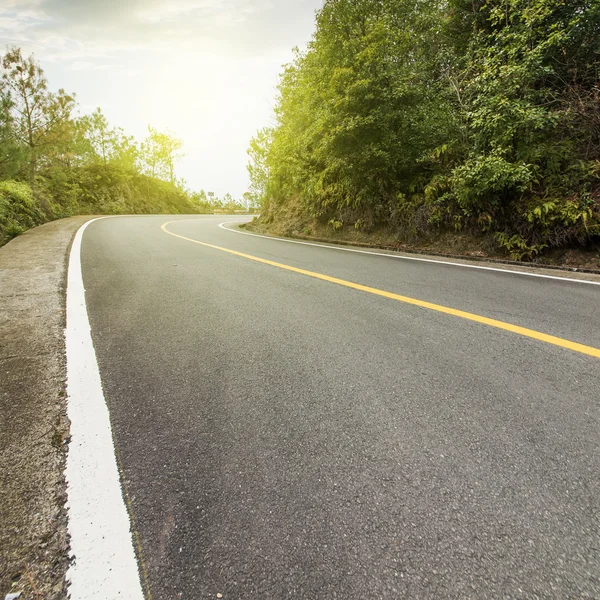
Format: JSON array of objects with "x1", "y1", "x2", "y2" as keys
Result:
[{"x1": 161, "y1": 221, "x2": 600, "y2": 359}]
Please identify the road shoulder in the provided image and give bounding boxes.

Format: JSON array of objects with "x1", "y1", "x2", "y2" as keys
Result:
[
  {"x1": 0, "y1": 216, "x2": 94, "y2": 599},
  {"x1": 238, "y1": 222, "x2": 600, "y2": 284}
]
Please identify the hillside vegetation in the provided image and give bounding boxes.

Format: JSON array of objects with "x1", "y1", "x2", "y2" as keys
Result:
[
  {"x1": 0, "y1": 49, "x2": 246, "y2": 246},
  {"x1": 249, "y1": 0, "x2": 600, "y2": 260}
]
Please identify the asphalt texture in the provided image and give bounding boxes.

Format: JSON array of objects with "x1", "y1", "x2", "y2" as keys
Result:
[{"x1": 82, "y1": 215, "x2": 600, "y2": 599}]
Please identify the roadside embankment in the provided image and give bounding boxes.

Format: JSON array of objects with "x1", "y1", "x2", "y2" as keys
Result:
[
  {"x1": 245, "y1": 219, "x2": 600, "y2": 276},
  {"x1": 0, "y1": 216, "x2": 94, "y2": 599}
]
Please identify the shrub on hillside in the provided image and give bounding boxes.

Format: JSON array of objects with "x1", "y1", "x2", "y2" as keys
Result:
[
  {"x1": 0, "y1": 181, "x2": 43, "y2": 244},
  {"x1": 73, "y1": 164, "x2": 198, "y2": 215}
]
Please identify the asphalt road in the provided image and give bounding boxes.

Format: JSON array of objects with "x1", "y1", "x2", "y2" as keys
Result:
[{"x1": 82, "y1": 215, "x2": 600, "y2": 599}]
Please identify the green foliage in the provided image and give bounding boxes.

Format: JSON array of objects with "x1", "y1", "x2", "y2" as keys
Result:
[
  {"x1": 1, "y1": 47, "x2": 75, "y2": 188},
  {"x1": 140, "y1": 126, "x2": 184, "y2": 182},
  {"x1": 0, "y1": 180, "x2": 43, "y2": 243},
  {"x1": 73, "y1": 164, "x2": 197, "y2": 215},
  {"x1": 247, "y1": 127, "x2": 272, "y2": 207},
  {"x1": 494, "y1": 233, "x2": 544, "y2": 261},
  {"x1": 75, "y1": 108, "x2": 139, "y2": 170},
  {"x1": 450, "y1": 150, "x2": 534, "y2": 212},
  {"x1": 259, "y1": 0, "x2": 457, "y2": 220},
  {"x1": 190, "y1": 189, "x2": 247, "y2": 213},
  {"x1": 251, "y1": 0, "x2": 600, "y2": 259},
  {"x1": 328, "y1": 218, "x2": 343, "y2": 232}
]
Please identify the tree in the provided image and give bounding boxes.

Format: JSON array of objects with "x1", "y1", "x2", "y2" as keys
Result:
[
  {"x1": 77, "y1": 108, "x2": 139, "y2": 169},
  {"x1": 78, "y1": 108, "x2": 111, "y2": 164},
  {"x1": 1, "y1": 48, "x2": 75, "y2": 188},
  {"x1": 111, "y1": 129, "x2": 139, "y2": 170},
  {"x1": 259, "y1": 0, "x2": 455, "y2": 221},
  {"x1": 0, "y1": 90, "x2": 26, "y2": 179},
  {"x1": 247, "y1": 127, "x2": 272, "y2": 207},
  {"x1": 140, "y1": 126, "x2": 184, "y2": 182}
]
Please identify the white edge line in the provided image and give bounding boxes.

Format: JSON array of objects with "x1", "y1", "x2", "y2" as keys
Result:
[
  {"x1": 65, "y1": 217, "x2": 145, "y2": 600},
  {"x1": 218, "y1": 221, "x2": 600, "y2": 287}
]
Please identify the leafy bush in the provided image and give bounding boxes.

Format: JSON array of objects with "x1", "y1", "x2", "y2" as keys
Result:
[
  {"x1": 73, "y1": 164, "x2": 197, "y2": 215},
  {"x1": 0, "y1": 181, "x2": 43, "y2": 244},
  {"x1": 0, "y1": 165, "x2": 204, "y2": 247}
]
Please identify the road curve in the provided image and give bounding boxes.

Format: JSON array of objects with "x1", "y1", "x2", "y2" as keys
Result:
[{"x1": 80, "y1": 215, "x2": 600, "y2": 598}]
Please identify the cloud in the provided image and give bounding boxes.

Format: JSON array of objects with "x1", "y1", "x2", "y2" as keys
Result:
[
  {"x1": 69, "y1": 60, "x2": 114, "y2": 71},
  {"x1": 0, "y1": 0, "x2": 321, "y2": 59}
]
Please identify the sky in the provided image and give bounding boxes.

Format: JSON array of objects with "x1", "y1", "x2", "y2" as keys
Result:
[{"x1": 0, "y1": 0, "x2": 323, "y2": 197}]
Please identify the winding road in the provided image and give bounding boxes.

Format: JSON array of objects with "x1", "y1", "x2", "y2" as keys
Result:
[{"x1": 74, "y1": 215, "x2": 600, "y2": 598}]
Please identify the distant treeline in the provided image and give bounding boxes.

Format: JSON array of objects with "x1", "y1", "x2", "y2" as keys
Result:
[
  {"x1": 0, "y1": 48, "x2": 247, "y2": 245},
  {"x1": 249, "y1": 0, "x2": 600, "y2": 259}
]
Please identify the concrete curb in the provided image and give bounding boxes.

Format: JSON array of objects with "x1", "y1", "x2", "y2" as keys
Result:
[{"x1": 0, "y1": 216, "x2": 96, "y2": 599}]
